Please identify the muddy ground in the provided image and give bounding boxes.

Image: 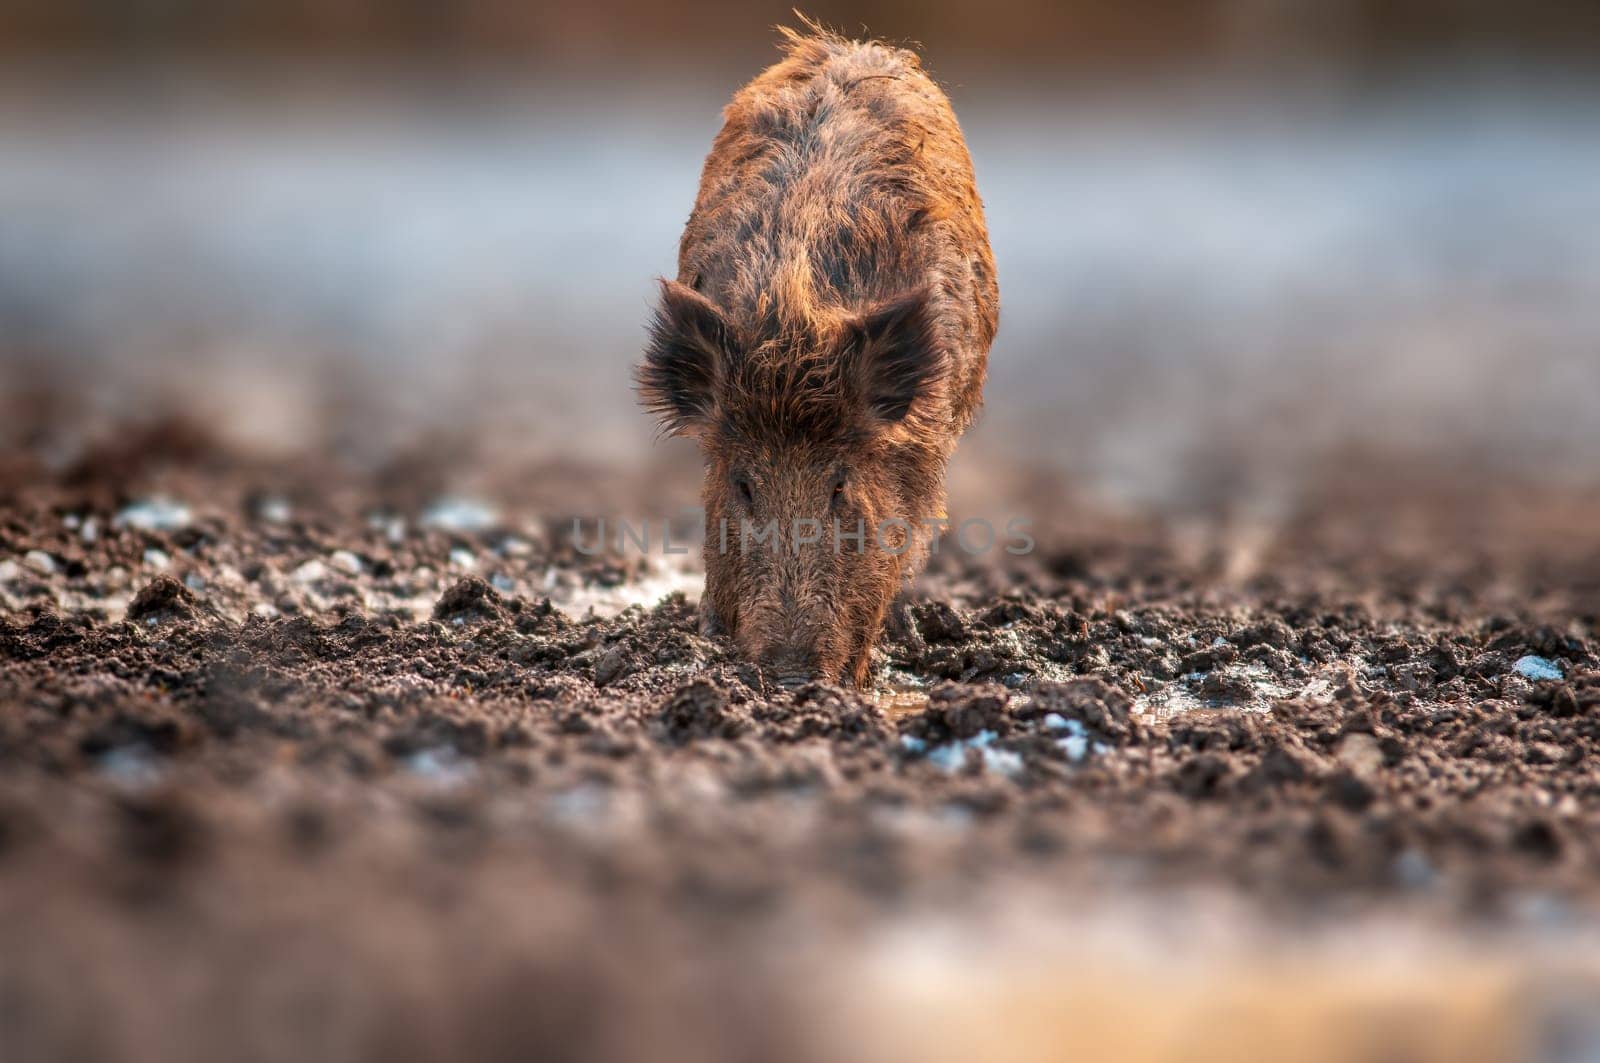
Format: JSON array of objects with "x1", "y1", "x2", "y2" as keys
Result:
[{"x1": 2, "y1": 424, "x2": 1599, "y2": 1062}]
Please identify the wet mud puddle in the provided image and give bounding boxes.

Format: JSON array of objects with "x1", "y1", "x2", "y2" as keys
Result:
[{"x1": 874, "y1": 689, "x2": 931, "y2": 720}]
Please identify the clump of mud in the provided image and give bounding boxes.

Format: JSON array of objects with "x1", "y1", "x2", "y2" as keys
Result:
[
  {"x1": 126, "y1": 574, "x2": 202, "y2": 624},
  {"x1": 1020, "y1": 678, "x2": 1140, "y2": 746},
  {"x1": 432, "y1": 575, "x2": 510, "y2": 625}
]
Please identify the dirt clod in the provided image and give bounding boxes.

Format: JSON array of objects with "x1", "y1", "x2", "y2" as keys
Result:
[
  {"x1": 432, "y1": 576, "x2": 508, "y2": 624},
  {"x1": 659, "y1": 678, "x2": 746, "y2": 743},
  {"x1": 126, "y1": 574, "x2": 198, "y2": 624},
  {"x1": 1022, "y1": 678, "x2": 1138, "y2": 745},
  {"x1": 905, "y1": 682, "x2": 1011, "y2": 741}
]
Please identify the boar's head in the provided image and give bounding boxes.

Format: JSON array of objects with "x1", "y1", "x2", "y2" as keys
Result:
[{"x1": 637, "y1": 280, "x2": 947, "y2": 688}]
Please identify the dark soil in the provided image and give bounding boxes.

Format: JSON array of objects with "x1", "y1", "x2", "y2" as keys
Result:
[{"x1": 2, "y1": 432, "x2": 1599, "y2": 1061}]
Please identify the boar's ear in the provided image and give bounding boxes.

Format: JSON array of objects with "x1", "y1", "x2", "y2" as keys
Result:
[
  {"x1": 843, "y1": 287, "x2": 944, "y2": 427},
  {"x1": 636, "y1": 279, "x2": 730, "y2": 438}
]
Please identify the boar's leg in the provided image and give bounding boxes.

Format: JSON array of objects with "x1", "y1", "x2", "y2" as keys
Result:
[
  {"x1": 698, "y1": 596, "x2": 726, "y2": 638},
  {"x1": 845, "y1": 595, "x2": 899, "y2": 688},
  {"x1": 845, "y1": 646, "x2": 874, "y2": 689}
]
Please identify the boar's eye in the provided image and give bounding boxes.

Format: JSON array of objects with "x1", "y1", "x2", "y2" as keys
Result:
[
  {"x1": 733, "y1": 474, "x2": 755, "y2": 507},
  {"x1": 830, "y1": 471, "x2": 847, "y2": 507}
]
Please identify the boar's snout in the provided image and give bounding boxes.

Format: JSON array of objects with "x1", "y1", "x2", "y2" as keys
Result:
[
  {"x1": 771, "y1": 670, "x2": 816, "y2": 693},
  {"x1": 745, "y1": 604, "x2": 836, "y2": 689},
  {"x1": 763, "y1": 643, "x2": 826, "y2": 690}
]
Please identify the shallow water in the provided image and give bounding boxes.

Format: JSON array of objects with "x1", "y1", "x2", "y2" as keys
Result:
[
  {"x1": 1132, "y1": 662, "x2": 1327, "y2": 719},
  {"x1": 874, "y1": 689, "x2": 931, "y2": 720}
]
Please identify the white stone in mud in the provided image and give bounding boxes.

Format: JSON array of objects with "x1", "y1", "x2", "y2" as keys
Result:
[
  {"x1": 422, "y1": 498, "x2": 499, "y2": 533},
  {"x1": 292, "y1": 559, "x2": 329, "y2": 583},
  {"x1": 115, "y1": 498, "x2": 192, "y2": 531},
  {"x1": 330, "y1": 550, "x2": 364, "y2": 576},
  {"x1": 1514, "y1": 656, "x2": 1563, "y2": 682}
]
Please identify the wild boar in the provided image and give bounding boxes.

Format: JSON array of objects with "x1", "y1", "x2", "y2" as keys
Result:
[{"x1": 637, "y1": 23, "x2": 998, "y2": 689}]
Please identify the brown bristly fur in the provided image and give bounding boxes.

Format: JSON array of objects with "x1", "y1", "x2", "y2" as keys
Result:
[{"x1": 636, "y1": 19, "x2": 998, "y2": 687}]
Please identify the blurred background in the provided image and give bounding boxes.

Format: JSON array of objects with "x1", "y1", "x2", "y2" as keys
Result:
[{"x1": 2, "y1": 0, "x2": 1598, "y2": 512}]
